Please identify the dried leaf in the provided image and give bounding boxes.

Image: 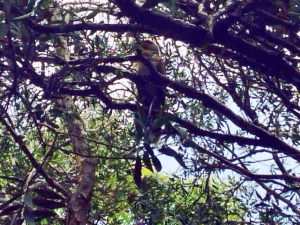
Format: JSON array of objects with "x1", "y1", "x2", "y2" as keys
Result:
[
  {"x1": 143, "y1": 143, "x2": 154, "y2": 156},
  {"x1": 0, "y1": 204, "x2": 22, "y2": 216},
  {"x1": 134, "y1": 156, "x2": 142, "y2": 188},
  {"x1": 32, "y1": 197, "x2": 65, "y2": 209},
  {"x1": 143, "y1": 151, "x2": 153, "y2": 172},
  {"x1": 33, "y1": 209, "x2": 57, "y2": 219},
  {"x1": 159, "y1": 146, "x2": 187, "y2": 169},
  {"x1": 152, "y1": 155, "x2": 162, "y2": 172},
  {"x1": 33, "y1": 187, "x2": 64, "y2": 200}
]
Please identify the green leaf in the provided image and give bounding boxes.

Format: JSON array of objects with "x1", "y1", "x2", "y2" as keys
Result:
[
  {"x1": 11, "y1": 11, "x2": 34, "y2": 21},
  {"x1": 65, "y1": 9, "x2": 77, "y2": 17},
  {"x1": 255, "y1": 190, "x2": 262, "y2": 200},
  {"x1": 86, "y1": 9, "x2": 99, "y2": 19}
]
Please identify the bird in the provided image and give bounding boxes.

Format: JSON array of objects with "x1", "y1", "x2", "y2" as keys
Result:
[{"x1": 135, "y1": 40, "x2": 166, "y2": 144}]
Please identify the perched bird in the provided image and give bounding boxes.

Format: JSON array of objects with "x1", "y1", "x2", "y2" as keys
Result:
[{"x1": 135, "y1": 40, "x2": 166, "y2": 144}]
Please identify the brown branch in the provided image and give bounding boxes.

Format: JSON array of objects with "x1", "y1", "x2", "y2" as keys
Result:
[
  {"x1": 53, "y1": 146, "x2": 135, "y2": 160},
  {"x1": 25, "y1": 18, "x2": 158, "y2": 35},
  {"x1": 21, "y1": 62, "x2": 300, "y2": 162},
  {"x1": 114, "y1": 0, "x2": 300, "y2": 90},
  {"x1": 158, "y1": 75, "x2": 300, "y2": 162}
]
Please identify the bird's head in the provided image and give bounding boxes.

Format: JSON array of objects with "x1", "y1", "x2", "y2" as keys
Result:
[{"x1": 140, "y1": 40, "x2": 160, "y2": 55}]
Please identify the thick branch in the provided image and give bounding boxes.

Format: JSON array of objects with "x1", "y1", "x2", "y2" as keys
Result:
[
  {"x1": 114, "y1": 0, "x2": 300, "y2": 90},
  {"x1": 22, "y1": 62, "x2": 300, "y2": 162}
]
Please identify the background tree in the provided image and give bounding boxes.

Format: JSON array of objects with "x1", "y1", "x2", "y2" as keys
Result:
[{"x1": 0, "y1": 0, "x2": 300, "y2": 224}]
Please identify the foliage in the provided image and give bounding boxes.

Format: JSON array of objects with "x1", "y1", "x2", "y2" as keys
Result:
[
  {"x1": 127, "y1": 169, "x2": 248, "y2": 225},
  {"x1": 0, "y1": 0, "x2": 300, "y2": 224}
]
